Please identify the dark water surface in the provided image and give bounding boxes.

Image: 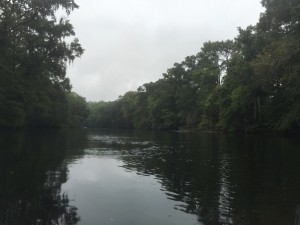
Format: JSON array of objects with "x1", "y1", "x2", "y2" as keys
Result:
[{"x1": 1, "y1": 129, "x2": 300, "y2": 225}]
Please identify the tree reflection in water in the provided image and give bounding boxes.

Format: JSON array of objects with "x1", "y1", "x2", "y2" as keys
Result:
[
  {"x1": 86, "y1": 130, "x2": 227, "y2": 224},
  {"x1": 86, "y1": 129, "x2": 300, "y2": 225},
  {"x1": 1, "y1": 129, "x2": 300, "y2": 225},
  {"x1": 0, "y1": 129, "x2": 86, "y2": 225},
  {"x1": 116, "y1": 132, "x2": 224, "y2": 224}
]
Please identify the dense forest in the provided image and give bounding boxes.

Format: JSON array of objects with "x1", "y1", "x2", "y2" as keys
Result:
[
  {"x1": 0, "y1": 0, "x2": 88, "y2": 128},
  {"x1": 86, "y1": 0, "x2": 300, "y2": 132},
  {"x1": 1, "y1": 0, "x2": 300, "y2": 132}
]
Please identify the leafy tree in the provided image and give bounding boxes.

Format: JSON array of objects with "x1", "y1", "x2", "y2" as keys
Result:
[
  {"x1": 86, "y1": 101, "x2": 120, "y2": 128},
  {"x1": 252, "y1": 36, "x2": 300, "y2": 129},
  {"x1": 66, "y1": 92, "x2": 89, "y2": 127},
  {"x1": 146, "y1": 79, "x2": 178, "y2": 130},
  {"x1": 251, "y1": 0, "x2": 300, "y2": 130},
  {"x1": 258, "y1": 0, "x2": 300, "y2": 37},
  {"x1": 86, "y1": 0, "x2": 300, "y2": 132},
  {"x1": 0, "y1": 0, "x2": 83, "y2": 127}
]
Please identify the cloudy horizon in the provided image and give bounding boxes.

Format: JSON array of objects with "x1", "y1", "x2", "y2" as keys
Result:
[{"x1": 66, "y1": 0, "x2": 264, "y2": 102}]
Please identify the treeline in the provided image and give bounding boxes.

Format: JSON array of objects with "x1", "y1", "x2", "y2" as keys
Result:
[
  {"x1": 1, "y1": 0, "x2": 299, "y2": 131},
  {"x1": 0, "y1": 0, "x2": 88, "y2": 128},
  {"x1": 87, "y1": 0, "x2": 300, "y2": 132}
]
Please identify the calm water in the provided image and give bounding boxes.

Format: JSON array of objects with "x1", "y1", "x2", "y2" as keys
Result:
[{"x1": 0, "y1": 129, "x2": 300, "y2": 225}]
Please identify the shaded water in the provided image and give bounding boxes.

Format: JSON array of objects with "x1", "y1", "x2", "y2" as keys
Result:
[{"x1": 0, "y1": 129, "x2": 300, "y2": 225}]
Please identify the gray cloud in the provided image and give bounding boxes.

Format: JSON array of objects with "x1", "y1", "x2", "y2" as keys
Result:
[{"x1": 67, "y1": 0, "x2": 264, "y2": 101}]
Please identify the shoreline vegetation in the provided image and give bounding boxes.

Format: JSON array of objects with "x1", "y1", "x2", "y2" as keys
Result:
[{"x1": 1, "y1": 0, "x2": 300, "y2": 133}]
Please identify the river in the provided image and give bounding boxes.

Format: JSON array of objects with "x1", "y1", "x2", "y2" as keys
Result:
[{"x1": 0, "y1": 129, "x2": 299, "y2": 225}]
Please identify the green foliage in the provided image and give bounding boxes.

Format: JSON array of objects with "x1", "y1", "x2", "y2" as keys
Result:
[
  {"x1": 86, "y1": 101, "x2": 121, "y2": 128},
  {"x1": 85, "y1": 0, "x2": 300, "y2": 132},
  {"x1": 66, "y1": 92, "x2": 89, "y2": 127},
  {"x1": 0, "y1": 0, "x2": 84, "y2": 128}
]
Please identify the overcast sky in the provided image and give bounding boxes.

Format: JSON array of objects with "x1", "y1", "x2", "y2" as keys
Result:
[{"x1": 66, "y1": 0, "x2": 264, "y2": 102}]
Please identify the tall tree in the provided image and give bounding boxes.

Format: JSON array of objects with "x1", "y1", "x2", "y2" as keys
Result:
[
  {"x1": 252, "y1": 0, "x2": 300, "y2": 130},
  {"x1": 0, "y1": 0, "x2": 83, "y2": 127}
]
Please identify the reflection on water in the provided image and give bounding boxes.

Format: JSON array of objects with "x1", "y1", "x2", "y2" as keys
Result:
[
  {"x1": 218, "y1": 152, "x2": 232, "y2": 224},
  {"x1": 1, "y1": 129, "x2": 300, "y2": 225},
  {"x1": 0, "y1": 129, "x2": 87, "y2": 225},
  {"x1": 82, "y1": 130, "x2": 300, "y2": 225}
]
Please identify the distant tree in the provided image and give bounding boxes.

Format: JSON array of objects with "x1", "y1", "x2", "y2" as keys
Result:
[
  {"x1": 86, "y1": 0, "x2": 300, "y2": 132},
  {"x1": 66, "y1": 92, "x2": 89, "y2": 127}
]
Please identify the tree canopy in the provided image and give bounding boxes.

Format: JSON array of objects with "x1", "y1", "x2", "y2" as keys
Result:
[
  {"x1": 1, "y1": 0, "x2": 299, "y2": 132},
  {"x1": 0, "y1": 0, "x2": 87, "y2": 128},
  {"x1": 87, "y1": 0, "x2": 300, "y2": 132}
]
